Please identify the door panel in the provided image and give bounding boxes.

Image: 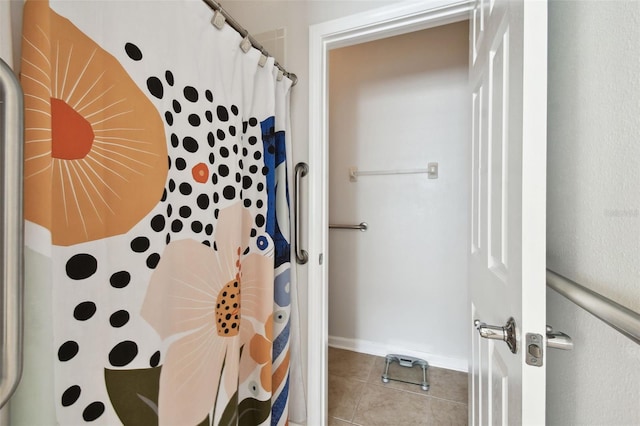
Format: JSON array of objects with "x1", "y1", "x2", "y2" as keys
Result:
[{"x1": 469, "y1": 0, "x2": 547, "y2": 424}]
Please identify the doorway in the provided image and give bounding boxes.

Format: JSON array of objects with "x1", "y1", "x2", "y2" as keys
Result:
[
  {"x1": 306, "y1": 1, "x2": 474, "y2": 424},
  {"x1": 326, "y1": 21, "x2": 470, "y2": 425}
]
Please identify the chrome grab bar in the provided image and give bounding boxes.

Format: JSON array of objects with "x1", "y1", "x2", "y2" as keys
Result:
[
  {"x1": 329, "y1": 222, "x2": 368, "y2": 232},
  {"x1": 547, "y1": 269, "x2": 640, "y2": 345},
  {"x1": 294, "y1": 162, "x2": 308, "y2": 264},
  {"x1": 0, "y1": 57, "x2": 25, "y2": 408}
]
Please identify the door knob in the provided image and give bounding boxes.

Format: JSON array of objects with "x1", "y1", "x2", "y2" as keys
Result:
[{"x1": 474, "y1": 317, "x2": 517, "y2": 354}]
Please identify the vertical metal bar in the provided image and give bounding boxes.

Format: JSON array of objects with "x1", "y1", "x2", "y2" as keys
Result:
[
  {"x1": 0, "y1": 57, "x2": 24, "y2": 409},
  {"x1": 294, "y1": 162, "x2": 308, "y2": 264}
]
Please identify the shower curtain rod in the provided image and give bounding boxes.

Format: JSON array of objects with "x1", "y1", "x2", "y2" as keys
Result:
[{"x1": 201, "y1": 0, "x2": 298, "y2": 86}]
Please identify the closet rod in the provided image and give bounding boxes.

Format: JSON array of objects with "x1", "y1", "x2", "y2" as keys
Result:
[{"x1": 201, "y1": 0, "x2": 298, "y2": 86}]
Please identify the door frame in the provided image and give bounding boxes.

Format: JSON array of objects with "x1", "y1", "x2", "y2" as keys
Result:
[{"x1": 307, "y1": 1, "x2": 474, "y2": 423}]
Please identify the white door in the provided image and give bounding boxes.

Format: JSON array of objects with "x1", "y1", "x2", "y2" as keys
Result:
[{"x1": 469, "y1": 0, "x2": 547, "y2": 424}]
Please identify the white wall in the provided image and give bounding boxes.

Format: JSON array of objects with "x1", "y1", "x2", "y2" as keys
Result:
[
  {"x1": 546, "y1": 1, "x2": 640, "y2": 425},
  {"x1": 326, "y1": 23, "x2": 469, "y2": 371},
  {"x1": 0, "y1": 0, "x2": 23, "y2": 70}
]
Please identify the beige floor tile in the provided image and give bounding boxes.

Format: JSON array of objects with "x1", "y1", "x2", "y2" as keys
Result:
[
  {"x1": 328, "y1": 374, "x2": 365, "y2": 422},
  {"x1": 329, "y1": 416, "x2": 353, "y2": 425},
  {"x1": 352, "y1": 384, "x2": 467, "y2": 426},
  {"x1": 329, "y1": 347, "x2": 377, "y2": 381},
  {"x1": 428, "y1": 366, "x2": 468, "y2": 404},
  {"x1": 427, "y1": 397, "x2": 468, "y2": 425}
]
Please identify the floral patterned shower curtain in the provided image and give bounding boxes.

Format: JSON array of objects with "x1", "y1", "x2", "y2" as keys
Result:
[{"x1": 20, "y1": 0, "x2": 295, "y2": 424}]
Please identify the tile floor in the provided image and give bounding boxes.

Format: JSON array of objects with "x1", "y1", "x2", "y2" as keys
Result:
[{"x1": 328, "y1": 347, "x2": 468, "y2": 425}]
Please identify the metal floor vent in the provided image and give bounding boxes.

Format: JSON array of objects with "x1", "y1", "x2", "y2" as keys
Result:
[{"x1": 381, "y1": 354, "x2": 429, "y2": 391}]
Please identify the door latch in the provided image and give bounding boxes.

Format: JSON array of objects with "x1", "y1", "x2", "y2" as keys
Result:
[
  {"x1": 526, "y1": 333, "x2": 543, "y2": 366},
  {"x1": 526, "y1": 325, "x2": 573, "y2": 367}
]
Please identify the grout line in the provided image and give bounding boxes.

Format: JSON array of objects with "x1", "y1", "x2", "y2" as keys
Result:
[
  {"x1": 331, "y1": 415, "x2": 354, "y2": 424},
  {"x1": 373, "y1": 380, "x2": 470, "y2": 406},
  {"x1": 349, "y1": 381, "x2": 367, "y2": 425}
]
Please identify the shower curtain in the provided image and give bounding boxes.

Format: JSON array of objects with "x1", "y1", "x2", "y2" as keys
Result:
[{"x1": 20, "y1": 0, "x2": 299, "y2": 424}]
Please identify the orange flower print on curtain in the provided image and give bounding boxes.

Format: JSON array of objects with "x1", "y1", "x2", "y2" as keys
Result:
[
  {"x1": 141, "y1": 202, "x2": 274, "y2": 425},
  {"x1": 21, "y1": 0, "x2": 167, "y2": 246}
]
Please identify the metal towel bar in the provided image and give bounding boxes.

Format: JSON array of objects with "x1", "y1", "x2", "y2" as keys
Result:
[
  {"x1": 329, "y1": 222, "x2": 368, "y2": 232},
  {"x1": 0, "y1": 57, "x2": 25, "y2": 409},
  {"x1": 349, "y1": 163, "x2": 438, "y2": 181},
  {"x1": 547, "y1": 269, "x2": 640, "y2": 345}
]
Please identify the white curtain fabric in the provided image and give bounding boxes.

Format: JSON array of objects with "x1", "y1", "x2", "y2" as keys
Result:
[{"x1": 19, "y1": 0, "x2": 303, "y2": 424}]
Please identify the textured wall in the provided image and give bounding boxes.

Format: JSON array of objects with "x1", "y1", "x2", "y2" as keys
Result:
[{"x1": 546, "y1": 1, "x2": 640, "y2": 424}]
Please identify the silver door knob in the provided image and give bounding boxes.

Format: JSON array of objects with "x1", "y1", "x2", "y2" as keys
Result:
[{"x1": 474, "y1": 317, "x2": 517, "y2": 354}]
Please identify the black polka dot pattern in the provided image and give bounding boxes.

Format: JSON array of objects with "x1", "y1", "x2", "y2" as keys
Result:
[
  {"x1": 165, "y1": 70, "x2": 174, "y2": 86},
  {"x1": 82, "y1": 401, "x2": 105, "y2": 421},
  {"x1": 66, "y1": 254, "x2": 97, "y2": 280},
  {"x1": 109, "y1": 310, "x2": 130, "y2": 328},
  {"x1": 130, "y1": 237, "x2": 150, "y2": 253},
  {"x1": 151, "y1": 214, "x2": 165, "y2": 231},
  {"x1": 136, "y1": 68, "x2": 271, "y2": 255},
  {"x1": 217, "y1": 106, "x2": 229, "y2": 122},
  {"x1": 183, "y1": 137, "x2": 198, "y2": 153},
  {"x1": 197, "y1": 194, "x2": 209, "y2": 209},
  {"x1": 73, "y1": 302, "x2": 96, "y2": 321},
  {"x1": 215, "y1": 280, "x2": 240, "y2": 336},
  {"x1": 223, "y1": 186, "x2": 236, "y2": 200},
  {"x1": 58, "y1": 341, "x2": 79, "y2": 362},
  {"x1": 146, "y1": 253, "x2": 161, "y2": 269},
  {"x1": 179, "y1": 182, "x2": 192, "y2": 195},
  {"x1": 109, "y1": 271, "x2": 131, "y2": 289},
  {"x1": 183, "y1": 86, "x2": 198, "y2": 102},
  {"x1": 61, "y1": 385, "x2": 81, "y2": 407},
  {"x1": 165, "y1": 111, "x2": 174, "y2": 125},
  {"x1": 124, "y1": 43, "x2": 142, "y2": 61},
  {"x1": 108, "y1": 341, "x2": 139, "y2": 367},
  {"x1": 146, "y1": 77, "x2": 163, "y2": 99},
  {"x1": 150, "y1": 351, "x2": 161, "y2": 367},
  {"x1": 188, "y1": 114, "x2": 201, "y2": 126}
]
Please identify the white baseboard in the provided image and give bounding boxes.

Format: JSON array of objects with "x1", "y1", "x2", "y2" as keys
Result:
[{"x1": 328, "y1": 335, "x2": 468, "y2": 372}]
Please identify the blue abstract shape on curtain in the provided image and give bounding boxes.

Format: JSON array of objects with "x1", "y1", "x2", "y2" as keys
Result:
[
  {"x1": 261, "y1": 116, "x2": 291, "y2": 425},
  {"x1": 272, "y1": 376, "x2": 290, "y2": 424},
  {"x1": 261, "y1": 116, "x2": 291, "y2": 269}
]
